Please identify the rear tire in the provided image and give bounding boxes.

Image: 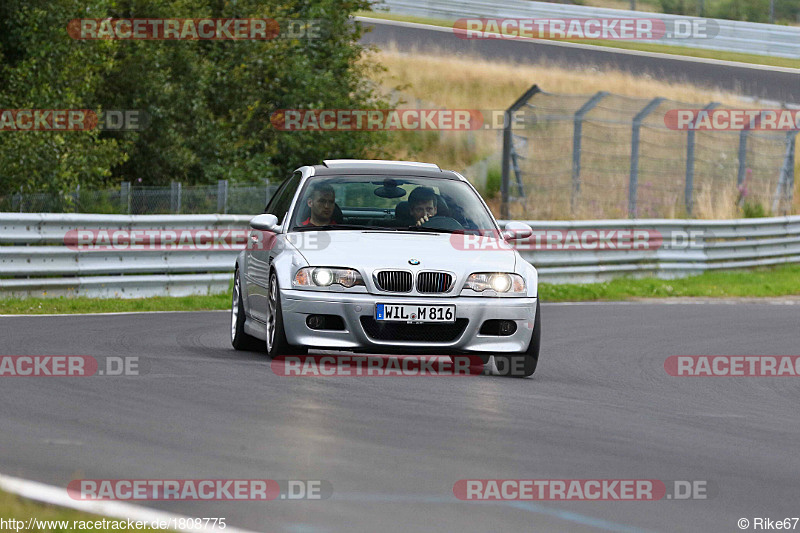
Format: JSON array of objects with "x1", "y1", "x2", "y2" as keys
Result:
[
  {"x1": 495, "y1": 299, "x2": 541, "y2": 378},
  {"x1": 231, "y1": 269, "x2": 263, "y2": 351}
]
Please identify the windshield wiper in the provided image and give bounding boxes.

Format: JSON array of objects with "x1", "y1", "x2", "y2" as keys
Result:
[
  {"x1": 293, "y1": 224, "x2": 394, "y2": 232},
  {"x1": 403, "y1": 226, "x2": 459, "y2": 234}
]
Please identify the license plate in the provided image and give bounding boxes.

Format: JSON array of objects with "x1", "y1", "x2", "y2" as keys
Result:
[{"x1": 376, "y1": 304, "x2": 455, "y2": 323}]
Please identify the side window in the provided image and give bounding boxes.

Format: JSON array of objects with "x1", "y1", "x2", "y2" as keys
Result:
[{"x1": 265, "y1": 172, "x2": 302, "y2": 225}]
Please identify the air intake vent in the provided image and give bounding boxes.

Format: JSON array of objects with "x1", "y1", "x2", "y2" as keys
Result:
[
  {"x1": 360, "y1": 317, "x2": 468, "y2": 342},
  {"x1": 374, "y1": 270, "x2": 413, "y2": 292},
  {"x1": 417, "y1": 271, "x2": 453, "y2": 293}
]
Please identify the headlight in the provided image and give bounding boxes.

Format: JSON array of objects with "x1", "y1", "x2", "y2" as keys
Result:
[
  {"x1": 464, "y1": 272, "x2": 526, "y2": 294},
  {"x1": 294, "y1": 267, "x2": 364, "y2": 288}
]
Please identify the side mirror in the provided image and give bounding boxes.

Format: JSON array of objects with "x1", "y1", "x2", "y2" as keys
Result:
[
  {"x1": 250, "y1": 213, "x2": 279, "y2": 232},
  {"x1": 502, "y1": 221, "x2": 533, "y2": 241}
]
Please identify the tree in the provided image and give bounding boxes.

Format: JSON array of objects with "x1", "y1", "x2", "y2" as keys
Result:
[
  {"x1": 1, "y1": 0, "x2": 389, "y2": 199},
  {"x1": 0, "y1": 0, "x2": 129, "y2": 198}
]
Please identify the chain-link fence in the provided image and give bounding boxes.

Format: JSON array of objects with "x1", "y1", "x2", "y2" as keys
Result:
[
  {"x1": 0, "y1": 180, "x2": 278, "y2": 214},
  {"x1": 502, "y1": 86, "x2": 798, "y2": 220}
]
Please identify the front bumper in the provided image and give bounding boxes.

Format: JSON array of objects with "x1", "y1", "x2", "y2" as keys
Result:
[{"x1": 280, "y1": 288, "x2": 537, "y2": 353}]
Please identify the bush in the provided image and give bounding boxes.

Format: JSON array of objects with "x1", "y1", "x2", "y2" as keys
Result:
[
  {"x1": 485, "y1": 166, "x2": 502, "y2": 200},
  {"x1": 742, "y1": 202, "x2": 770, "y2": 218},
  {"x1": 659, "y1": 0, "x2": 691, "y2": 15}
]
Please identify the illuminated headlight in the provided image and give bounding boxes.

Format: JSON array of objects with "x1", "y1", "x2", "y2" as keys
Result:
[
  {"x1": 464, "y1": 273, "x2": 526, "y2": 294},
  {"x1": 294, "y1": 267, "x2": 364, "y2": 288},
  {"x1": 313, "y1": 268, "x2": 333, "y2": 286}
]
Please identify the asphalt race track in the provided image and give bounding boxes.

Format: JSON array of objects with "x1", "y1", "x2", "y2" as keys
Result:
[
  {"x1": 1, "y1": 302, "x2": 799, "y2": 532},
  {"x1": 360, "y1": 18, "x2": 800, "y2": 105}
]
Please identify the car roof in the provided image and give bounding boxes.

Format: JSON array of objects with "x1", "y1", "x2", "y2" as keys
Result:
[{"x1": 311, "y1": 159, "x2": 463, "y2": 180}]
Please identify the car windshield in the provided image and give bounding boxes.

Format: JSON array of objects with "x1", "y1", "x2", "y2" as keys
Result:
[{"x1": 290, "y1": 175, "x2": 498, "y2": 234}]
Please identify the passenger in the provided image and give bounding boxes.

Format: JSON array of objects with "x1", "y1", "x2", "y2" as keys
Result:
[{"x1": 408, "y1": 186, "x2": 438, "y2": 226}]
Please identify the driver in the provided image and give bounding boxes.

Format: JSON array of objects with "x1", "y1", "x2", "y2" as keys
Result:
[
  {"x1": 408, "y1": 186, "x2": 438, "y2": 226},
  {"x1": 302, "y1": 183, "x2": 337, "y2": 226}
]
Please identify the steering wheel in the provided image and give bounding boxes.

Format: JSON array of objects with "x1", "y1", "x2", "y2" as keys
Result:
[{"x1": 420, "y1": 215, "x2": 465, "y2": 231}]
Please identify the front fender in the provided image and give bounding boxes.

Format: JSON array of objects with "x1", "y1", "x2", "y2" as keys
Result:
[
  {"x1": 235, "y1": 249, "x2": 249, "y2": 309},
  {"x1": 271, "y1": 245, "x2": 309, "y2": 292},
  {"x1": 515, "y1": 253, "x2": 539, "y2": 298}
]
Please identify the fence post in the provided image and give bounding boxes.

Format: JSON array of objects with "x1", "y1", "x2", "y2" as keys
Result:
[
  {"x1": 629, "y1": 97, "x2": 664, "y2": 218},
  {"x1": 572, "y1": 91, "x2": 608, "y2": 214},
  {"x1": 510, "y1": 134, "x2": 526, "y2": 197},
  {"x1": 501, "y1": 117, "x2": 512, "y2": 220},
  {"x1": 501, "y1": 84, "x2": 540, "y2": 220},
  {"x1": 737, "y1": 129, "x2": 750, "y2": 191},
  {"x1": 790, "y1": 132, "x2": 797, "y2": 207},
  {"x1": 685, "y1": 102, "x2": 718, "y2": 217},
  {"x1": 120, "y1": 181, "x2": 131, "y2": 214},
  {"x1": 772, "y1": 131, "x2": 798, "y2": 214},
  {"x1": 170, "y1": 181, "x2": 182, "y2": 214},
  {"x1": 217, "y1": 180, "x2": 229, "y2": 214},
  {"x1": 14, "y1": 192, "x2": 22, "y2": 213},
  {"x1": 74, "y1": 185, "x2": 80, "y2": 213}
]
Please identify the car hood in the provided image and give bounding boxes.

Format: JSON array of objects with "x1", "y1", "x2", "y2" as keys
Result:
[{"x1": 290, "y1": 230, "x2": 516, "y2": 275}]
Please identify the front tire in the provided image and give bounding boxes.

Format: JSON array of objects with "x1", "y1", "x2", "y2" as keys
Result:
[
  {"x1": 231, "y1": 269, "x2": 262, "y2": 351},
  {"x1": 495, "y1": 299, "x2": 541, "y2": 378},
  {"x1": 265, "y1": 270, "x2": 307, "y2": 358}
]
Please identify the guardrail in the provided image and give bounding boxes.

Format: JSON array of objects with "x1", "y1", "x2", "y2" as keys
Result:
[
  {"x1": 0, "y1": 214, "x2": 250, "y2": 299},
  {"x1": 1, "y1": 213, "x2": 799, "y2": 297},
  {"x1": 373, "y1": 0, "x2": 800, "y2": 59},
  {"x1": 518, "y1": 216, "x2": 800, "y2": 283}
]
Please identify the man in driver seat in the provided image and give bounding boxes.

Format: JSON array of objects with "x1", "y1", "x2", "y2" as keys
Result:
[
  {"x1": 408, "y1": 186, "x2": 437, "y2": 226},
  {"x1": 302, "y1": 183, "x2": 337, "y2": 226}
]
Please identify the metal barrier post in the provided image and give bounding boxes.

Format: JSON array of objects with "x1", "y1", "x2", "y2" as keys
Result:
[
  {"x1": 501, "y1": 119, "x2": 511, "y2": 220},
  {"x1": 217, "y1": 180, "x2": 229, "y2": 214},
  {"x1": 685, "y1": 102, "x2": 718, "y2": 217},
  {"x1": 120, "y1": 182, "x2": 131, "y2": 214},
  {"x1": 572, "y1": 91, "x2": 608, "y2": 214},
  {"x1": 773, "y1": 131, "x2": 799, "y2": 214},
  {"x1": 737, "y1": 129, "x2": 750, "y2": 190},
  {"x1": 170, "y1": 181, "x2": 182, "y2": 214},
  {"x1": 501, "y1": 84, "x2": 540, "y2": 220},
  {"x1": 790, "y1": 132, "x2": 797, "y2": 206},
  {"x1": 629, "y1": 97, "x2": 664, "y2": 218}
]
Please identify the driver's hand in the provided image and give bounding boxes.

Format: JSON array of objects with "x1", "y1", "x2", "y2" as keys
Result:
[{"x1": 416, "y1": 214, "x2": 430, "y2": 226}]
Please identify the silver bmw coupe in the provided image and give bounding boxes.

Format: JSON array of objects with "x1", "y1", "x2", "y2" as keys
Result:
[{"x1": 231, "y1": 160, "x2": 541, "y2": 377}]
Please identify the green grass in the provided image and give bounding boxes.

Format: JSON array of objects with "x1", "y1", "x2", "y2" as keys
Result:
[
  {"x1": 0, "y1": 489, "x2": 164, "y2": 532},
  {"x1": 539, "y1": 263, "x2": 800, "y2": 301},
  {"x1": 0, "y1": 293, "x2": 230, "y2": 315},
  {"x1": 356, "y1": 11, "x2": 800, "y2": 69},
  {"x1": 1, "y1": 264, "x2": 799, "y2": 314}
]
